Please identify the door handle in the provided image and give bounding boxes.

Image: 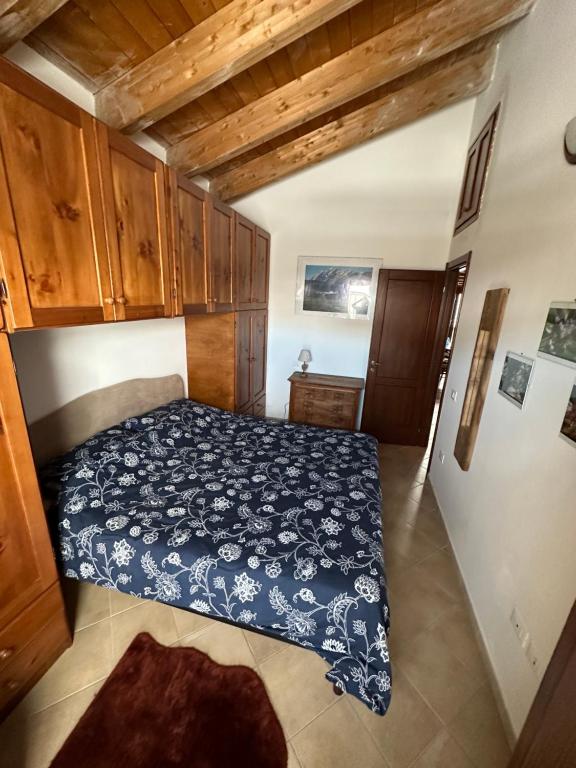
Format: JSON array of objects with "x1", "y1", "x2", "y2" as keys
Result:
[{"x1": 369, "y1": 360, "x2": 380, "y2": 372}]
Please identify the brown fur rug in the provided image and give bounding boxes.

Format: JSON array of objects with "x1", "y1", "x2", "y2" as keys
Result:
[{"x1": 50, "y1": 632, "x2": 287, "y2": 768}]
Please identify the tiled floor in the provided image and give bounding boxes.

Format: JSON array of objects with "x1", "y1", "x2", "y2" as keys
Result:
[{"x1": 0, "y1": 444, "x2": 512, "y2": 768}]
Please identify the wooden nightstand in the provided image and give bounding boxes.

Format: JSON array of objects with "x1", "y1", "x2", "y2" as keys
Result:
[{"x1": 288, "y1": 372, "x2": 365, "y2": 431}]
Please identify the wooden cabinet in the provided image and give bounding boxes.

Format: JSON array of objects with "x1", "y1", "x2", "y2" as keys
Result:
[
  {"x1": 209, "y1": 199, "x2": 235, "y2": 313},
  {"x1": 97, "y1": 125, "x2": 172, "y2": 320},
  {"x1": 185, "y1": 310, "x2": 267, "y2": 415},
  {"x1": 236, "y1": 215, "x2": 270, "y2": 311},
  {"x1": 168, "y1": 171, "x2": 210, "y2": 315},
  {"x1": 0, "y1": 333, "x2": 70, "y2": 717},
  {"x1": 0, "y1": 59, "x2": 113, "y2": 330},
  {"x1": 288, "y1": 372, "x2": 364, "y2": 431}
]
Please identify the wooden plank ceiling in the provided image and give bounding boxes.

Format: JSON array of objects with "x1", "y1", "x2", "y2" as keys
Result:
[{"x1": 0, "y1": 0, "x2": 535, "y2": 200}]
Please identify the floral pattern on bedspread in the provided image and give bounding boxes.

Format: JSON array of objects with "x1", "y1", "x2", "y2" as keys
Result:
[{"x1": 42, "y1": 399, "x2": 391, "y2": 714}]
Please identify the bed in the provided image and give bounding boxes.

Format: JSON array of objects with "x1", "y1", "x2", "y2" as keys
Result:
[{"x1": 36, "y1": 376, "x2": 392, "y2": 715}]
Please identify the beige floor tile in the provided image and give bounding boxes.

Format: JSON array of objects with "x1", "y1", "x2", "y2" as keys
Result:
[
  {"x1": 244, "y1": 628, "x2": 287, "y2": 663},
  {"x1": 386, "y1": 498, "x2": 449, "y2": 550},
  {"x1": 413, "y1": 550, "x2": 467, "y2": 603},
  {"x1": 350, "y1": 667, "x2": 442, "y2": 768},
  {"x1": 432, "y1": 607, "x2": 489, "y2": 685},
  {"x1": 22, "y1": 621, "x2": 113, "y2": 713},
  {"x1": 396, "y1": 630, "x2": 482, "y2": 724},
  {"x1": 387, "y1": 564, "x2": 459, "y2": 645},
  {"x1": 259, "y1": 644, "x2": 335, "y2": 738},
  {"x1": 407, "y1": 482, "x2": 438, "y2": 512},
  {"x1": 110, "y1": 600, "x2": 179, "y2": 662},
  {"x1": 382, "y1": 519, "x2": 439, "y2": 568},
  {"x1": 109, "y1": 588, "x2": 146, "y2": 615},
  {"x1": 63, "y1": 580, "x2": 111, "y2": 631},
  {"x1": 171, "y1": 605, "x2": 213, "y2": 639},
  {"x1": 287, "y1": 742, "x2": 302, "y2": 768},
  {"x1": 448, "y1": 686, "x2": 512, "y2": 768},
  {"x1": 179, "y1": 620, "x2": 257, "y2": 669},
  {"x1": 0, "y1": 681, "x2": 103, "y2": 768},
  {"x1": 411, "y1": 728, "x2": 475, "y2": 768},
  {"x1": 293, "y1": 698, "x2": 387, "y2": 768}
]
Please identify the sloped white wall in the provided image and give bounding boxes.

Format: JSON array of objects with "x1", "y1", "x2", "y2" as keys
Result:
[{"x1": 430, "y1": 0, "x2": 576, "y2": 735}]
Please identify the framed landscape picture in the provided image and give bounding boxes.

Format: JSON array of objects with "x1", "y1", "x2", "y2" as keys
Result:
[
  {"x1": 538, "y1": 302, "x2": 576, "y2": 368},
  {"x1": 295, "y1": 256, "x2": 381, "y2": 320},
  {"x1": 560, "y1": 381, "x2": 576, "y2": 447},
  {"x1": 498, "y1": 352, "x2": 535, "y2": 409}
]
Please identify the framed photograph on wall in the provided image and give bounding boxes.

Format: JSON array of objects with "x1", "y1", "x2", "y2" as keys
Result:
[
  {"x1": 538, "y1": 302, "x2": 576, "y2": 368},
  {"x1": 295, "y1": 256, "x2": 381, "y2": 320},
  {"x1": 498, "y1": 352, "x2": 535, "y2": 409},
  {"x1": 560, "y1": 380, "x2": 576, "y2": 447}
]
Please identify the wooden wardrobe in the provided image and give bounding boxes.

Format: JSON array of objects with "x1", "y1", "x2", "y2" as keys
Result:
[{"x1": 0, "y1": 333, "x2": 70, "y2": 717}]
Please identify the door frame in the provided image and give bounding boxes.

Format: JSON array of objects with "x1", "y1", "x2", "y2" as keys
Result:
[{"x1": 427, "y1": 251, "x2": 472, "y2": 471}]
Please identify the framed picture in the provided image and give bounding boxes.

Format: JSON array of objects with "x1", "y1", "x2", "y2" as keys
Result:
[
  {"x1": 295, "y1": 256, "x2": 381, "y2": 320},
  {"x1": 538, "y1": 302, "x2": 576, "y2": 369},
  {"x1": 560, "y1": 381, "x2": 576, "y2": 447},
  {"x1": 497, "y1": 352, "x2": 535, "y2": 409}
]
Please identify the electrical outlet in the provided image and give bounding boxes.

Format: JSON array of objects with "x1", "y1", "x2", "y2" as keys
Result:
[
  {"x1": 450, "y1": 389, "x2": 458, "y2": 402},
  {"x1": 439, "y1": 450, "x2": 446, "y2": 464}
]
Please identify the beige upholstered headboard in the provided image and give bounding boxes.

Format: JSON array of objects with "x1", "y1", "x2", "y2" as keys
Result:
[{"x1": 28, "y1": 374, "x2": 185, "y2": 467}]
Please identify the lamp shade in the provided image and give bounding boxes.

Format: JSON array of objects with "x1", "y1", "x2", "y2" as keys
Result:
[{"x1": 298, "y1": 349, "x2": 312, "y2": 363}]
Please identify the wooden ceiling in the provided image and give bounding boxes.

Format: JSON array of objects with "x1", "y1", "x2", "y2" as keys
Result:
[{"x1": 0, "y1": 0, "x2": 535, "y2": 200}]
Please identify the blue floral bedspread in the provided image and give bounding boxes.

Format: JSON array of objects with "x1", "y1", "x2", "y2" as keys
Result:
[{"x1": 42, "y1": 399, "x2": 391, "y2": 714}]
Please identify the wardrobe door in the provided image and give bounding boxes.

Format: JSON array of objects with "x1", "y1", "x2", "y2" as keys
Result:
[
  {"x1": 169, "y1": 172, "x2": 209, "y2": 315},
  {"x1": 209, "y1": 199, "x2": 234, "y2": 313},
  {"x1": 235, "y1": 214, "x2": 255, "y2": 311},
  {"x1": 252, "y1": 228, "x2": 270, "y2": 309},
  {"x1": 235, "y1": 311, "x2": 252, "y2": 411},
  {"x1": 251, "y1": 309, "x2": 267, "y2": 403},
  {"x1": 0, "y1": 60, "x2": 113, "y2": 330},
  {"x1": 97, "y1": 125, "x2": 171, "y2": 321}
]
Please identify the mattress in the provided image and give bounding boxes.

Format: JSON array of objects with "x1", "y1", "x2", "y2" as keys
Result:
[{"x1": 42, "y1": 399, "x2": 392, "y2": 714}]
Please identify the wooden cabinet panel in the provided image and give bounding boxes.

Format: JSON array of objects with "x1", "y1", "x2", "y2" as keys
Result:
[
  {"x1": 0, "y1": 60, "x2": 113, "y2": 329},
  {"x1": 253, "y1": 395, "x2": 266, "y2": 419},
  {"x1": 209, "y1": 199, "x2": 234, "y2": 313},
  {"x1": 235, "y1": 214, "x2": 255, "y2": 311},
  {"x1": 97, "y1": 126, "x2": 171, "y2": 321},
  {"x1": 251, "y1": 309, "x2": 267, "y2": 402},
  {"x1": 169, "y1": 172, "x2": 209, "y2": 315},
  {"x1": 236, "y1": 310, "x2": 252, "y2": 411},
  {"x1": 253, "y1": 228, "x2": 270, "y2": 308},
  {"x1": 289, "y1": 373, "x2": 363, "y2": 431},
  {"x1": 185, "y1": 314, "x2": 236, "y2": 411},
  {"x1": 0, "y1": 334, "x2": 57, "y2": 629}
]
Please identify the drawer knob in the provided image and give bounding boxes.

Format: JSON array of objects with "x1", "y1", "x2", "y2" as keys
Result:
[
  {"x1": 0, "y1": 647, "x2": 14, "y2": 661},
  {"x1": 5, "y1": 680, "x2": 19, "y2": 691}
]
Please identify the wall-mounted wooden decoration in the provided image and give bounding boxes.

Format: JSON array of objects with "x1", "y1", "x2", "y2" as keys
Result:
[
  {"x1": 454, "y1": 104, "x2": 500, "y2": 234},
  {"x1": 454, "y1": 287, "x2": 510, "y2": 471}
]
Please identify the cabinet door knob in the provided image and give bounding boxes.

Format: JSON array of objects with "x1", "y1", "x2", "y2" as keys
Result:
[
  {"x1": 5, "y1": 680, "x2": 18, "y2": 691},
  {"x1": 0, "y1": 647, "x2": 14, "y2": 661},
  {"x1": 116, "y1": 296, "x2": 127, "y2": 305},
  {"x1": 103, "y1": 297, "x2": 115, "y2": 305}
]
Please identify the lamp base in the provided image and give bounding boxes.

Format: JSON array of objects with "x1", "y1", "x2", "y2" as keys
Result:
[{"x1": 301, "y1": 362, "x2": 309, "y2": 376}]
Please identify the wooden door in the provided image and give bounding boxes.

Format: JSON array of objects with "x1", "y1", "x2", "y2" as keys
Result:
[
  {"x1": 508, "y1": 600, "x2": 576, "y2": 768},
  {"x1": 251, "y1": 310, "x2": 267, "y2": 402},
  {"x1": 169, "y1": 172, "x2": 209, "y2": 315},
  {"x1": 361, "y1": 269, "x2": 445, "y2": 445},
  {"x1": 253, "y1": 228, "x2": 270, "y2": 309},
  {"x1": 235, "y1": 214, "x2": 255, "y2": 311},
  {"x1": 235, "y1": 310, "x2": 252, "y2": 411},
  {"x1": 97, "y1": 125, "x2": 171, "y2": 321},
  {"x1": 209, "y1": 199, "x2": 234, "y2": 313},
  {"x1": 0, "y1": 59, "x2": 113, "y2": 330},
  {"x1": 0, "y1": 334, "x2": 58, "y2": 628}
]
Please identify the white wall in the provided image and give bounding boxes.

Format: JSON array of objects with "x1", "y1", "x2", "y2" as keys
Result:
[
  {"x1": 430, "y1": 0, "x2": 576, "y2": 736},
  {"x1": 233, "y1": 102, "x2": 476, "y2": 418},
  {"x1": 5, "y1": 43, "x2": 184, "y2": 422}
]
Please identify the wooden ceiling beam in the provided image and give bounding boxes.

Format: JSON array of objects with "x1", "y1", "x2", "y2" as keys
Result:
[
  {"x1": 169, "y1": 0, "x2": 533, "y2": 176},
  {"x1": 210, "y1": 46, "x2": 497, "y2": 201},
  {"x1": 0, "y1": 0, "x2": 67, "y2": 52},
  {"x1": 95, "y1": 0, "x2": 366, "y2": 133}
]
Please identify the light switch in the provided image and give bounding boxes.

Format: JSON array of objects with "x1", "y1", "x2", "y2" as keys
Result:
[{"x1": 450, "y1": 389, "x2": 458, "y2": 402}]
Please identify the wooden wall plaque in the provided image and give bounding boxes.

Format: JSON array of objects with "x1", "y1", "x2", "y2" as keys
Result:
[{"x1": 454, "y1": 287, "x2": 510, "y2": 471}]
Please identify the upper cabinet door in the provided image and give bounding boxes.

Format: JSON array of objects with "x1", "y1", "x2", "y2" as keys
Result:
[
  {"x1": 252, "y1": 227, "x2": 270, "y2": 309},
  {"x1": 169, "y1": 172, "x2": 209, "y2": 315},
  {"x1": 235, "y1": 214, "x2": 255, "y2": 311},
  {"x1": 209, "y1": 199, "x2": 235, "y2": 313},
  {"x1": 97, "y1": 125, "x2": 171, "y2": 321},
  {"x1": 0, "y1": 61, "x2": 113, "y2": 330},
  {"x1": 0, "y1": 334, "x2": 57, "y2": 628}
]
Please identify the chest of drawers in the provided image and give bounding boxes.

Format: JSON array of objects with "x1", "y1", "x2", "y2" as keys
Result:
[{"x1": 288, "y1": 372, "x2": 364, "y2": 431}]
